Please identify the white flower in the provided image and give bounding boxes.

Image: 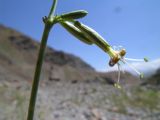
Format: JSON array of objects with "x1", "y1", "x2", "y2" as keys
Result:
[{"x1": 108, "y1": 46, "x2": 148, "y2": 88}]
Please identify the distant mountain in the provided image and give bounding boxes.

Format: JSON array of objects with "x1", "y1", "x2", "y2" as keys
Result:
[
  {"x1": 126, "y1": 59, "x2": 160, "y2": 78},
  {"x1": 0, "y1": 24, "x2": 95, "y2": 70},
  {"x1": 0, "y1": 24, "x2": 97, "y2": 82},
  {"x1": 141, "y1": 68, "x2": 160, "y2": 88}
]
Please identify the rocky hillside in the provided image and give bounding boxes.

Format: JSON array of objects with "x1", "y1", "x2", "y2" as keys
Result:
[
  {"x1": 0, "y1": 24, "x2": 94, "y2": 71},
  {"x1": 141, "y1": 68, "x2": 160, "y2": 89},
  {"x1": 0, "y1": 24, "x2": 97, "y2": 83},
  {"x1": 0, "y1": 24, "x2": 160, "y2": 120}
]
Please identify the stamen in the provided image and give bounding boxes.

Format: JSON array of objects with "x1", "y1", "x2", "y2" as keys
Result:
[
  {"x1": 114, "y1": 63, "x2": 122, "y2": 89},
  {"x1": 119, "y1": 63, "x2": 125, "y2": 74},
  {"x1": 121, "y1": 59, "x2": 143, "y2": 78},
  {"x1": 114, "y1": 83, "x2": 121, "y2": 89},
  {"x1": 144, "y1": 57, "x2": 149, "y2": 62},
  {"x1": 124, "y1": 58, "x2": 145, "y2": 62},
  {"x1": 140, "y1": 73, "x2": 144, "y2": 79},
  {"x1": 117, "y1": 63, "x2": 121, "y2": 83}
]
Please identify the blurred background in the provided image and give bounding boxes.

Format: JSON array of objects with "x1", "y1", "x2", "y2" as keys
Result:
[{"x1": 0, "y1": 0, "x2": 160, "y2": 120}]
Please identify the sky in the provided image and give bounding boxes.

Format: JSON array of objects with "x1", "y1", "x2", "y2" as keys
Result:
[{"x1": 1, "y1": 0, "x2": 160, "y2": 71}]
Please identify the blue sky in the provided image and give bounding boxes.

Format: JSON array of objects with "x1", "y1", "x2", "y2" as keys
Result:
[{"x1": 1, "y1": 0, "x2": 160, "y2": 71}]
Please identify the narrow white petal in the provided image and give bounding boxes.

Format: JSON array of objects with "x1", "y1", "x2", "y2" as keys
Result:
[
  {"x1": 117, "y1": 63, "x2": 121, "y2": 83},
  {"x1": 121, "y1": 59, "x2": 141, "y2": 76},
  {"x1": 124, "y1": 58, "x2": 144, "y2": 62},
  {"x1": 118, "y1": 62, "x2": 125, "y2": 74}
]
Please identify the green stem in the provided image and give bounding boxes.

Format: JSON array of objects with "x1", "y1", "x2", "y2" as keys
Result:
[
  {"x1": 27, "y1": 0, "x2": 58, "y2": 120},
  {"x1": 48, "y1": 0, "x2": 58, "y2": 17},
  {"x1": 27, "y1": 24, "x2": 51, "y2": 120}
]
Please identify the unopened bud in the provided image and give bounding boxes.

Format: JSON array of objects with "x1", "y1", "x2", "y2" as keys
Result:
[
  {"x1": 60, "y1": 10, "x2": 88, "y2": 20},
  {"x1": 74, "y1": 21, "x2": 111, "y2": 52},
  {"x1": 59, "y1": 21, "x2": 93, "y2": 45}
]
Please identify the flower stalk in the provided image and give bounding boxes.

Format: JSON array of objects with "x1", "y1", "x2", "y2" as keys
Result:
[
  {"x1": 26, "y1": 0, "x2": 58, "y2": 120},
  {"x1": 27, "y1": 24, "x2": 51, "y2": 120}
]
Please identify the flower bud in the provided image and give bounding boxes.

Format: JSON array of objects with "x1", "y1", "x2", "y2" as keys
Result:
[
  {"x1": 60, "y1": 10, "x2": 88, "y2": 20},
  {"x1": 119, "y1": 49, "x2": 126, "y2": 57},
  {"x1": 59, "y1": 21, "x2": 93, "y2": 45}
]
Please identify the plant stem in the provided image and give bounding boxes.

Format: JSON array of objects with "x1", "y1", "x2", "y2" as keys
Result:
[
  {"x1": 48, "y1": 0, "x2": 58, "y2": 17},
  {"x1": 27, "y1": 0, "x2": 58, "y2": 120},
  {"x1": 27, "y1": 24, "x2": 51, "y2": 120}
]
